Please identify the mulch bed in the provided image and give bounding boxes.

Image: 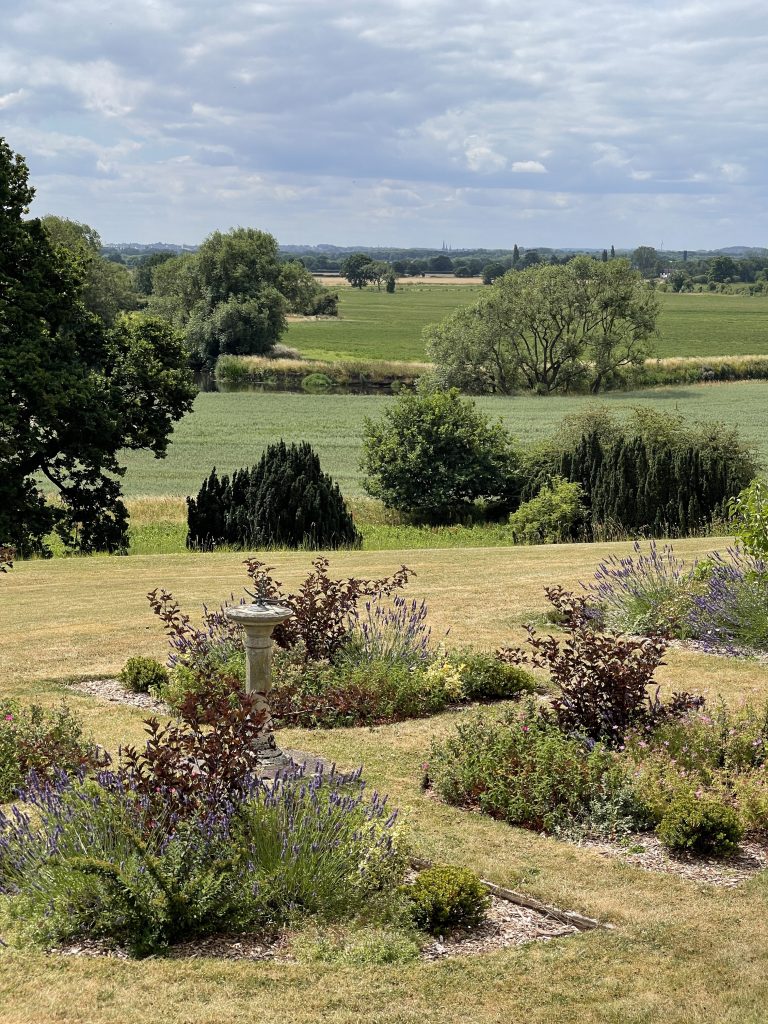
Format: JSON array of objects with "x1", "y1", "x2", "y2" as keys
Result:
[
  {"x1": 49, "y1": 893, "x2": 581, "y2": 963},
  {"x1": 580, "y1": 832, "x2": 768, "y2": 887}
]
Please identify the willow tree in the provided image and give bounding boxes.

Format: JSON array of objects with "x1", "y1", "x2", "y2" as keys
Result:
[{"x1": 425, "y1": 257, "x2": 659, "y2": 395}]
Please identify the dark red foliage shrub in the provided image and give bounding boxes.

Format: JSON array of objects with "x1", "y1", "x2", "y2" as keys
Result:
[
  {"x1": 498, "y1": 587, "x2": 699, "y2": 746},
  {"x1": 244, "y1": 556, "x2": 414, "y2": 661},
  {"x1": 119, "y1": 690, "x2": 267, "y2": 816},
  {"x1": 0, "y1": 546, "x2": 13, "y2": 573}
]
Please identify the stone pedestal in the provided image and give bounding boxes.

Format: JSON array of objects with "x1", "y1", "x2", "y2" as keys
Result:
[{"x1": 225, "y1": 601, "x2": 294, "y2": 768}]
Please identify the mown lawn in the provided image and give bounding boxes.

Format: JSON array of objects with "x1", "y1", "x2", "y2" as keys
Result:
[
  {"x1": 286, "y1": 284, "x2": 768, "y2": 363},
  {"x1": 116, "y1": 381, "x2": 768, "y2": 500},
  {"x1": 2, "y1": 540, "x2": 768, "y2": 1023}
]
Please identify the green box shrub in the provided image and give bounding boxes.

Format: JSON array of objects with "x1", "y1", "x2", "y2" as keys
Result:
[
  {"x1": 406, "y1": 865, "x2": 489, "y2": 936},
  {"x1": 656, "y1": 794, "x2": 743, "y2": 857},
  {"x1": 444, "y1": 647, "x2": 537, "y2": 702},
  {"x1": 119, "y1": 656, "x2": 169, "y2": 694}
]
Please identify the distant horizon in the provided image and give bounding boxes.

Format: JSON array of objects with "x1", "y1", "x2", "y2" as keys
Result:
[{"x1": 99, "y1": 238, "x2": 765, "y2": 257}]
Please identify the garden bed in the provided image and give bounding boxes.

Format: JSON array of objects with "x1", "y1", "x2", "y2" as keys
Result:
[
  {"x1": 580, "y1": 833, "x2": 768, "y2": 887},
  {"x1": 47, "y1": 890, "x2": 584, "y2": 963},
  {"x1": 69, "y1": 677, "x2": 170, "y2": 712}
]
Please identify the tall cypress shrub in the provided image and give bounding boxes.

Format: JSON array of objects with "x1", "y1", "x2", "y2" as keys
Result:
[
  {"x1": 543, "y1": 411, "x2": 756, "y2": 537},
  {"x1": 186, "y1": 442, "x2": 360, "y2": 550}
]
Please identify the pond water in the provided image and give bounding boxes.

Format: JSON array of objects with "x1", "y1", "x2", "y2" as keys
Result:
[{"x1": 192, "y1": 370, "x2": 400, "y2": 396}]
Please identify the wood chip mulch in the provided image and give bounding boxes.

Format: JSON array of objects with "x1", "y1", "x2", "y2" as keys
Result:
[
  {"x1": 48, "y1": 895, "x2": 579, "y2": 963},
  {"x1": 419, "y1": 895, "x2": 579, "y2": 960},
  {"x1": 68, "y1": 677, "x2": 170, "y2": 713},
  {"x1": 580, "y1": 833, "x2": 768, "y2": 886}
]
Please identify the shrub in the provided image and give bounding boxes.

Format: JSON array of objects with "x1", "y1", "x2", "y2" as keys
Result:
[
  {"x1": 0, "y1": 701, "x2": 107, "y2": 803},
  {"x1": 148, "y1": 558, "x2": 415, "y2": 668},
  {"x1": 246, "y1": 557, "x2": 415, "y2": 662},
  {"x1": 623, "y1": 701, "x2": 768, "y2": 828},
  {"x1": 0, "y1": 734, "x2": 405, "y2": 956},
  {"x1": 118, "y1": 656, "x2": 169, "y2": 694},
  {"x1": 271, "y1": 660, "x2": 447, "y2": 728},
  {"x1": 428, "y1": 702, "x2": 631, "y2": 832},
  {"x1": 687, "y1": 547, "x2": 768, "y2": 652},
  {"x1": 530, "y1": 408, "x2": 757, "y2": 537},
  {"x1": 585, "y1": 540, "x2": 698, "y2": 637},
  {"x1": 338, "y1": 593, "x2": 434, "y2": 670},
  {"x1": 119, "y1": 689, "x2": 270, "y2": 815},
  {"x1": 656, "y1": 794, "x2": 743, "y2": 857},
  {"x1": 406, "y1": 865, "x2": 489, "y2": 936},
  {"x1": 500, "y1": 587, "x2": 674, "y2": 746},
  {"x1": 730, "y1": 478, "x2": 768, "y2": 557},
  {"x1": 361, "y1": 388, "x2": 520, "y2": 524},
  {"x1": 508, "y1": 476, "x2": 587, "y2": 544},
  {"x1": 186, "y1": 441, "x2": 361, "y2": 550},
  {"x1": 302, "y1": 372, "x2": 334, "y2": 391},
  {"x1": 441, "y1": 647, "x2": 537, "y2": 702}
]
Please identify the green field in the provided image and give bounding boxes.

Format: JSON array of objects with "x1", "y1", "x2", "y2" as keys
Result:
[
  {"x1": 4, "y1": 542, "x2": 768, "y2": 1023},
  {"x1": 287, "y1": 283, "x2": 484, "y2": 361},
  {"x1": 119, "y1": 380, "x2": 768, "y2": 499},
  {"x1": 287, "y1": 285, "x2": 768, "y2": 363}
]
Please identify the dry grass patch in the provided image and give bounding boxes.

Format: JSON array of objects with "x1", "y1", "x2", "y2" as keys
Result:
[{"x1": 0, "y1": 537, "x2": 740, "y2": 686}]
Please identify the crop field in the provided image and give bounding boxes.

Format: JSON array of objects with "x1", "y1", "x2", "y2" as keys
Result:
[
  {"x1": 118, "y1": 380, "x2": 768, "y2": 500},
  {"x1": 287, "y1": 284, "x2": 768, "y2": 363},
  {"x1": 286, "y1": 282, "x2": 484, "y2": 361},
  {"x1": 4, "y1": 541, "x2": 768, "y2": 1024}
]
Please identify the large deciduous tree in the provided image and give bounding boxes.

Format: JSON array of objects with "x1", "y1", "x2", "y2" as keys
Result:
[
  {"x1": 425, "y1": 257, "x2": 659, "y2": 395},
  {"x1": 147, "y1": 228, "x2": 288, "y2": 365},
  {"x1": 340, "y1": 252, "x2": 375, "y2": 289},
  {"x1": 0, "y1": 139, "x2": 196, "y2": 556},
  {"x1": 631, "y1": 245, "x2": 660, "y2": 279},
  {"x1": 41, "y1": 215, "x2": 139, "y2": 325}
]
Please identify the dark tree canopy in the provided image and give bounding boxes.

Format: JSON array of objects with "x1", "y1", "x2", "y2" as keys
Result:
[
  {"x1": 148, "y1": 228, "x2": 288, "y2": 366},
  {"x1": 41, "y1": 215, "x2": 139, "y2": 325},
  {"x1": 340, "y1": 252, "x2": 375, "y2": 288},
  {"x1": 0, "y1": 138, "x2": 196, "y2": 556},
  {"x1": 187, "y1": 442, "x2": 360, "y2": 550}
]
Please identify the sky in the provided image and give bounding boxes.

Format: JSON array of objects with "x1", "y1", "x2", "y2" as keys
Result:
[{"x1": 1, "y1": 0, "x2": 766, "y2": 250}]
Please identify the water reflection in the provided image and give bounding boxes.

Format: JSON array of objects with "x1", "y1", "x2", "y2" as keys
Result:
[{"x1": 192, "y1": 370, "x2": 401, "y2": 396}]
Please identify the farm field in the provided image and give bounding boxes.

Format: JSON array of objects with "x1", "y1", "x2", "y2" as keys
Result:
[
  {"x1": 286, "y1": 282, "x2": 483, "y2": 361},
  {"x1": 287, "y1": 284, "x2": 768, "y2": 363},
  {"x1": 3, "y1": 540, "x2": 768, "y2": 1023},
  {"x1": 118, "y1": 380, "x2": 768, "y2": 500}
]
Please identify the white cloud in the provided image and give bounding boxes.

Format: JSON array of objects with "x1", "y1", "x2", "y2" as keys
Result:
[
  {"x1": 511, "y1": 161, "x2": 547, "y2": 174},
  {"x1": 719, "y1": 162, "x2": 747, "y2": 182},
  {"x1": 0, "y1": 88, "x2": 25, "y2": 109},
  {"x1": 465, "y1": 138, "x2": 507, "y2": 173}
]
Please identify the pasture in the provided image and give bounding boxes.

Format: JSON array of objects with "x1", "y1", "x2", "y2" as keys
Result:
[
  {"x1": 3, "y1": 540, "x2": 768, "y2": 1023},
  {"x1": 118, "y1": 381, "x2": 768, "y2": 501},
  {"x1": 286, "y1": 284, "x2": 768, "y2": 363}
]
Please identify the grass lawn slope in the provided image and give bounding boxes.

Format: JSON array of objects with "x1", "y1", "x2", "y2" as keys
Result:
[{"x1": 2, "y1": 541, "x2": 768, "y2": 1023}]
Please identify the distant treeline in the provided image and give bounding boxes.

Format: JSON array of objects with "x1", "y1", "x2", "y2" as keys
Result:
[{"x1": 103, "y1": 241, "x2": 768, "y2": 291}]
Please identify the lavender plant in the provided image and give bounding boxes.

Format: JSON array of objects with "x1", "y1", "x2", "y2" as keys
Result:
[
  {"x1": 340, "y1": 594, "x2": 436, "y2": 670},
  {"x1": 584, "y1": 539, "x2": 698, "y2": 638},
  {"x1": 687, "y1": 547, "x2": 768, "y2": 652},
  {"x1": 0, "y1": 761, "x2": 405, "y2": 957}
]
